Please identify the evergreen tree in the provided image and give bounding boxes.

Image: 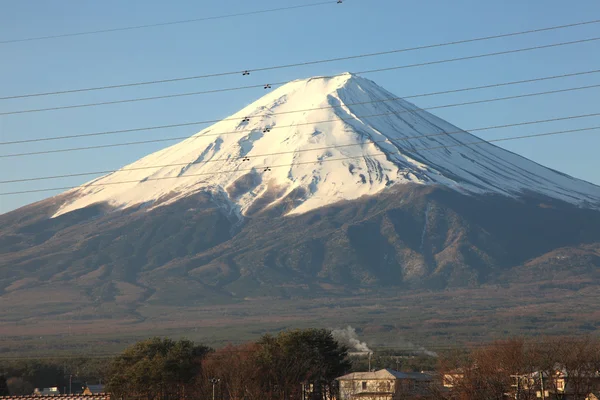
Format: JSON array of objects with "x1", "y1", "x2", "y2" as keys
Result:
[
  {"x1": 106, "y1": 337, "x2": 211, "y2": 400},
  {"x1": 256, "y1": 328, "x2": 351, "y2": 400},
  {"x1": 0, "y1": 375, "x2": 9, "y2": 396}
]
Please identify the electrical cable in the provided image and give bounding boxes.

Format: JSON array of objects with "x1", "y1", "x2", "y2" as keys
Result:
[
  {"x1": 2, "y1": 125, "x2": 597, "y2": 196},
  {"x1": 2, "y1": 18, "x2": 599, "y2": 99},
  {"x1": 1, "y1": 68, "x2": 598, "y2": 146},
  {"x1": 2, "y1": 36, "x2": 599, "y2": 116},
  {"x1": 0, "y1": 1, "x2": 337, "y2": 45},
  {"x1": 1, "y1": 111, "x2": 598, "y2": 184},
  {"x1": 2, "y1": 82, "x2": 598, "y2": 158}
]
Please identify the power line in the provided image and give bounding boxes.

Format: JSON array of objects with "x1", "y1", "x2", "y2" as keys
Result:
[
  {"x1": 2, "y1": 69, "x2": 598, "y2": 146},
  {"x1": 0, "y1": 81, "x2": 275, "y2": 116},
  {"x1": 352, "y1": 36, "x2": 599, "y2": 75},
  {"x1": 2, "y1": 125, "x2": 598, "y2": 196},
  {"x1": 2, "y1": 112, "x2": 598, "y2": 184},
  {"x1": 0, "y1": 1, "x2": 337, "y2": 45},
  {"x1": 2, "y1": 82, "x2": 598, "y2": 158},
  {"x1": 2, "y1": 18, "x2": 599, "y2": 100},
  {"x1": 2, "y1": 36, "x2": 599, "y2": 116}
]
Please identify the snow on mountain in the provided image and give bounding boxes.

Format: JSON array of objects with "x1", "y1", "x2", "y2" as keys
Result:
[{"x1": 53, "y1": 73, "x2": 600, "y2": 218}]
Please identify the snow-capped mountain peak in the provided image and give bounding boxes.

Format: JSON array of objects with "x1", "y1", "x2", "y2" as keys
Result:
[{"x1": 53, "y1": 73, "x2": 600, "y2": 218}]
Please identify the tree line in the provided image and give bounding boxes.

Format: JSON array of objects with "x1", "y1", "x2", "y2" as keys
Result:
[
  {"x1": 106, "y1": 329, "x2": 350, "y2": 400},
  {"x1": 3, "y1": 333, "x2": 600, "y2": 400},
  {"x1": 1, "y1": 329, "x2": 352, "y2": 400},
  {"x1": 437, "y1": 337, "x2": 600, "y2": 400},
  {"x1": 0, "y1": 356, "x2": 110, "y2": 396}
]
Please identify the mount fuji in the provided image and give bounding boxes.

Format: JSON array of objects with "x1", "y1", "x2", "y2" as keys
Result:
[
  {"x1": 52, "y1": 73, "x2": 600, "y2": 218},
  {"x1": 2, "y1": 74, "x2": 600, "y2": 339}
]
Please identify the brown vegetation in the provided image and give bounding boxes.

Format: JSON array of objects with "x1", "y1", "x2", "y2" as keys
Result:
[
  {"x1": 105, "y1": 329, "x2": 350, "y2": 400},
  {"x1": 437, "y1": 337, "x2": 600, "y2": 400},
  {"x1": 3, "y1": 334, "x2": 600, "y2": 400}
]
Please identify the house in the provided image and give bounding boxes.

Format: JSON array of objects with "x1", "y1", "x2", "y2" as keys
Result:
[
  {"x1": 336, "y1": 368, "x2": 433, "y2": 400},
  {"x1": 510, "y1": 369, "x2": 600, "y2": 400},
  {"x1": 34, "y1": 387, "x2": 61, "y2": 395},
  {"x1": 82, "y1": 385, "x2": 105, "y2": 395},
  {"x1": 441, "y1": 369, "x2": 464, "y2": 388}
]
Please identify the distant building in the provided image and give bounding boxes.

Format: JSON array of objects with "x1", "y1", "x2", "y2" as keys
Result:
[
  {"x1": 82, "y1": 385, "x2": 105, "y2": 395},
  {"x1": 33, "y1": 387, "x2": 61, "y2": 395},
  {"x1": 441, "y1": 369, "x2": 464, "y2": 388},
  {"x1": 511, "y1": 369, "x2": 600, "y2": 399},
  {"x1": 336, "y1": 368, "x2": 433, "y2": 400},
  {"x1": 33, "y1": 384, "x2": 86, "y2": 396}
]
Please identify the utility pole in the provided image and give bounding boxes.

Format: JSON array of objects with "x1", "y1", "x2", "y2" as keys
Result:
[
  {"x1": 368, "y1": 352, "x2": 372, "y2": 371},
  {"x1": 209, "y1": 378, "x2": 220, "y2": 400},
  {"x1": 539, "y1": 372, "x2": 546, "y2": 400},
  {"x1": 69, "y1": 374, "x2": 72, "y2": 395}
]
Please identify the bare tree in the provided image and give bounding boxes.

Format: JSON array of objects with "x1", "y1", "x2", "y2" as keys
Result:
[
  {"x1": 202, "y1": 343, "x2": 264, "y2": 400},
  {"x1": 556, "y1": 337, "x2": 599, "y2": 400},
  {"x1": 438, "y1": 339, "x2": 542, "y2": 400}
]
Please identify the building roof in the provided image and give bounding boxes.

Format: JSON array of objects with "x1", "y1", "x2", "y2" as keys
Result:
[
  {"x1": 348, "y1": 393, "x2": 393, "y2": 398},
  {"x1": 83, "y1": 386, "x2": 104, "y2": 395},
  {"x1": 33, "y1": 389, "x2": 60, "y2": 395},
  {"x1": 337, "y1": 368, "x2": 433, "y2": 381}
]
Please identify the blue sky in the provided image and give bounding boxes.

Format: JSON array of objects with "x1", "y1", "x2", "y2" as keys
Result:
[{"x1": 1, "y1": 0, "x2": 599, "y2": 213}]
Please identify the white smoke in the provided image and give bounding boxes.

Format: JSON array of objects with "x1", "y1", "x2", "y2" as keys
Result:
[
  {"x1": 416, "y1": 347, "x2": 438, "y2": 357},
  {"x1": 332, "y1": 326, "x2": 372, "y2": 353},
  {"x1": 332, "y1": 326, "x2": 438, "y2": 358}
]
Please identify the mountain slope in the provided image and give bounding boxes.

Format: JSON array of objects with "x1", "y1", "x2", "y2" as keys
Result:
[
  {"x1": 2, "y1": 185, "x2": 600, "y2": 313},
  {"x1": 53, "y1": 73, "x2": 600, "y2": 218},
  {"x1": 2, "y1": 74, "x2": 600, "y2": 342}
]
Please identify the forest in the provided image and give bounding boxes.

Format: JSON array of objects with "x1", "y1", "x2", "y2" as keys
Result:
[{"x1": 2, "y1": 331, "x2": 600, "y2": 400}]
